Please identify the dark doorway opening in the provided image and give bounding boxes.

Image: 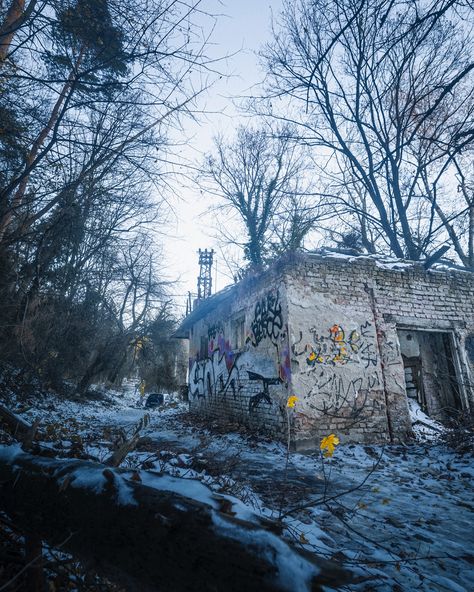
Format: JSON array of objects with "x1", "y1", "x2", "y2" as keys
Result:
[{"x1": 398, "y1": 329, "x2": 463, "y2": 422}]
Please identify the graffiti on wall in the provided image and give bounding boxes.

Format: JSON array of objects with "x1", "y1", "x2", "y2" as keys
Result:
[
  {"x1": 317, "y1": 371, "x2": 381, "y2": 404},
  {"x1": 301, "y1": 370, "x2": 382, "y2": 422},
  {"x1": 292, "y1": 321, "x2": 378, "y2": 368},
  {"x1": 248, "y1": 289, "x2": 291, "y2": 385},
  {"x1": 189, "y1": 347, "x2": 283, "y2": 412},
  {"x1": 189, "y1": 344, "x2": 241, "y2": 401},
  {"x1": 207, "y1": 325, "x2": 228, "y2": 359},
  {"x1": 247, "y1": 370, "x2": 282, "y2": 412},
  {"x1": 207, "y1": 322, "x2": 224, "y2": 341},
  {"x1": 382, "y1": 336, "x2": 401, "y2": 367},
  {"x1": 290, "y1": 318, "x2": 383, "y2": 423},
  {"x1": 248, "y1": 290, "x2": 283, "y2": 347},
  {"x1": 278, "y1": 339, "x2": 291, "y2": 383},
  {"x1": 188, "y1": 288, "x2": 289, "y2": 414}
]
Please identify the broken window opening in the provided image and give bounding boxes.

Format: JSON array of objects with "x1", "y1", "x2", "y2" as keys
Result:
[
  {"x1": 398, "y1": 329, "x2": 463, "y2": 423},
  {"x1": 232, "y1": 315, "x2": 246, "y2": 350},
  {"x1": 200, "y1": 335, "x2": 209, "y2": 360}
]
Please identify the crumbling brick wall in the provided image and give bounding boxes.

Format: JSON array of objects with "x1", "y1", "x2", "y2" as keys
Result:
[
  {"x1": 185, "y1": 254, "x2": 474, "y2": 447},
  {"x1": 286, "y1": 255, "x2": 474, "y2": 447},
  {"x1": 187, "y1": 270, "x2": 291, "y2": 436}
]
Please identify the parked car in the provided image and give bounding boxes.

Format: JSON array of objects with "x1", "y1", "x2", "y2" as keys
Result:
[{"x1": 144, "y1": 393, "x2": 164, "y2": 408}]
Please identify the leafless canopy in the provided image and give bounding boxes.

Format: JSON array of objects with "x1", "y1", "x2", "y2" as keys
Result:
[
  {"x1": 262, "y1": 0, "x2": 474, "y2": 267},
  {"x1": 0, "y1": 0, "x2": 215, "y2": 388},
  {"x1": 201, "y1": 125, "x2": 325, "y2": 273}
]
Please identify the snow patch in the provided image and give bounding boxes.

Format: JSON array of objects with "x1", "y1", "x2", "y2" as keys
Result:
[
  {"x1": 212, "y1": 513, "x2": 319, "y2": 592},
  {"x1": 132, "y1": 471, "x2": 258, "y2": 522},
  {"x1": 136, "y1": 471, "x2": 218, "y2": 507},
  {"x1": 0, "y1": 442, "x2": 23, "y2": 463},
  {"x1": 408, "y1": 399, "x2": 444, "y2": 441},
  {"x1": 67, "y1": 466, "x2": 138, "y2": 506},
  {"x1": 68, "y1": 466, "x2": 107, "y2": 495}
]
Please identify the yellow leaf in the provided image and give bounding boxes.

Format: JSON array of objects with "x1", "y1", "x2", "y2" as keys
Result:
[
  {"x1": 287, "y1": 395, "x2": 298, "y2": 408},
  {"x1": 320, "y1": 434, "x2": 340, "y2": 457},
  {"x1": 382, "y1": 498, "x2": 390, "y2": 505},
  {"x1": 299, "y1": 532, "x2": 309, "y2": 544},
  {"x1": 357, "y1": 502, "x2": 367, "y2": 510}
]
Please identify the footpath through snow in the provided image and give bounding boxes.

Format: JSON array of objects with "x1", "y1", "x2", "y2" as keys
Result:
[{"x1": 2, "y1": 380, "x2": 474, "y2": 591}]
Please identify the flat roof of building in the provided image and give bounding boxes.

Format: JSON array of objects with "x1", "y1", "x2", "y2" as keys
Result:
[{"x1": 173, "y1": 249, "x2": 472, "y2": 338}]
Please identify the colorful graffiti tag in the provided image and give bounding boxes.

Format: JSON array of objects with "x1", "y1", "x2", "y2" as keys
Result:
[
  {"x1": 278, "y1": 340, "x2": 291, "y2": 383},
  {"x1": 189, "y1": 288, "x2": 289, "y2": 412},
  {"x1": 292, "y1": 321, "x2": 377, "y2": 368},
  {"x1": 291, "y1": 319, "x2": 382, "y2": 422},
  {"x1": 188, "y1": 346, "x2": 283, "y2": 413}
]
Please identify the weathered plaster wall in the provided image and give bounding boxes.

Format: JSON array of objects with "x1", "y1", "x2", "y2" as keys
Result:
[
  {"x1": 286, "y1": 256, "x2": 474, "y2": 448},
  {"x1": 184, "y1": 254, "x2": 474, "y2": 447},
  {"x1": 286, "y1": 262, "x2": 393, "y2": 446},
  {"x1": 187, "y1": 274, "x2": 292, "y2": 435}
]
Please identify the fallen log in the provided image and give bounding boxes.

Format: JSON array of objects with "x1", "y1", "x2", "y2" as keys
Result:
[
  {"x1": 0, "y1": 444, "x2": 352, "y2": 592},
  {"x1": 0, "y1": 403, "x2": 37, "y2": 445},
  {"x1": 0, "y1": 403, "x2": 77, "y2": 459},
  {"x1": 104, "y1": 431, "x2": 140, "y2": 466}
]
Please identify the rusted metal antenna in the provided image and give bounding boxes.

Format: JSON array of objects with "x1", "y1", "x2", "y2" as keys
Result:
[{"x1": 197, "y1": 248, "x2": 214, "y2": 300}]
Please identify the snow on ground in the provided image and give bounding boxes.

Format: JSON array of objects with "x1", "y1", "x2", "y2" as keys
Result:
[
  {"x1": 2, "y1": 379, "x2": 474, "y2": 591},
  {"x1": 408, "y1": 398, "x2": 445, "y2": 441}
]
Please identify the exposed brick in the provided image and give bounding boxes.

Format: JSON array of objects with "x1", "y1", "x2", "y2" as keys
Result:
[{"x1": 183, "y1": 255, "x2": 474, "y2": 448}]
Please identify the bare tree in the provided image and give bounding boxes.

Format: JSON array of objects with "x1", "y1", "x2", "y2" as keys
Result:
[
  {"x1": 0, "y1": 0, "x2": 218, "y2": 389},
  {"x1": 0, "y1": 0, "x2": 214, "y2": 243},
  {"x1": 262, "y1": 0, "x2": 474, "y2": 266},
  {"x1": 201, "y1": 125, "x2": 321, "y2": 270},
  {"x1": 269, "y1": 192, "x2": 327, "y2": 255}
]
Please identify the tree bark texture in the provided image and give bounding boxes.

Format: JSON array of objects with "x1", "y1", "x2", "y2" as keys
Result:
[{"x1": 0, "y1": 0, "x2": 26, "y2": 62}]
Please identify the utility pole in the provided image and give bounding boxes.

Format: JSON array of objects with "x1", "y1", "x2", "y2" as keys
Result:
[
  {"x1": 186, "y1": 291, "x2": 192, "y2": 315},
  {"x1": 197, "y1": 248, "x2": 214, "y2": 301}
]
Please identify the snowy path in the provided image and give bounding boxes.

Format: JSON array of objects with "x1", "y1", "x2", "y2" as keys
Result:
[{"x1": 11, "y1": 383, "x2": 474, "y2": 592}]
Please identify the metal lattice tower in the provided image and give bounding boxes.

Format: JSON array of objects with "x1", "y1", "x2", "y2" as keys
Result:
[{"x1": 197, "y1": 248, "x2": 214, "y2": 300}]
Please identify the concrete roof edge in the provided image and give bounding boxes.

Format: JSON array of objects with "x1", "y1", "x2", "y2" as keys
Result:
[{"x1": 172, "y1": 250, "x2": 473, "y2": 338}]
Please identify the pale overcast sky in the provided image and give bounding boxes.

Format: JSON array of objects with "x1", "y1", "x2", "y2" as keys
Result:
[{"x1": 163, "y1": 0, "x2": 283, "y2": 315}]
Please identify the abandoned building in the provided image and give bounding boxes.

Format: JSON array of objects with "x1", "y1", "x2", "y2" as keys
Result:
[{"x1": 174, "y1": 252, "x2": 474, "y2": 448}]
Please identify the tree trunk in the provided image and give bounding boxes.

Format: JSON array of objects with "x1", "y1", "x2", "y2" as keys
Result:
[
  {"x1": 77, "y1": 351, "x2": 105, "y2": 394},
  {"x1": 0, "y1": 49, "x2": 84, "y2": 243},
  {"x1": 0, "y1": 446, "x2": 352, "y2": 592},
  {"x1": 0, "y1": 0, "x2": 26, "y2": 62}
]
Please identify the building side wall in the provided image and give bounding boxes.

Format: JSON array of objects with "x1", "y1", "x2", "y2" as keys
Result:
[
  {"x1": 187, "y1": 278, "x2": 291, "y2": 436},
  {"x1": 286, "y1": 258, "x2": 474, "y2": 448}
]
